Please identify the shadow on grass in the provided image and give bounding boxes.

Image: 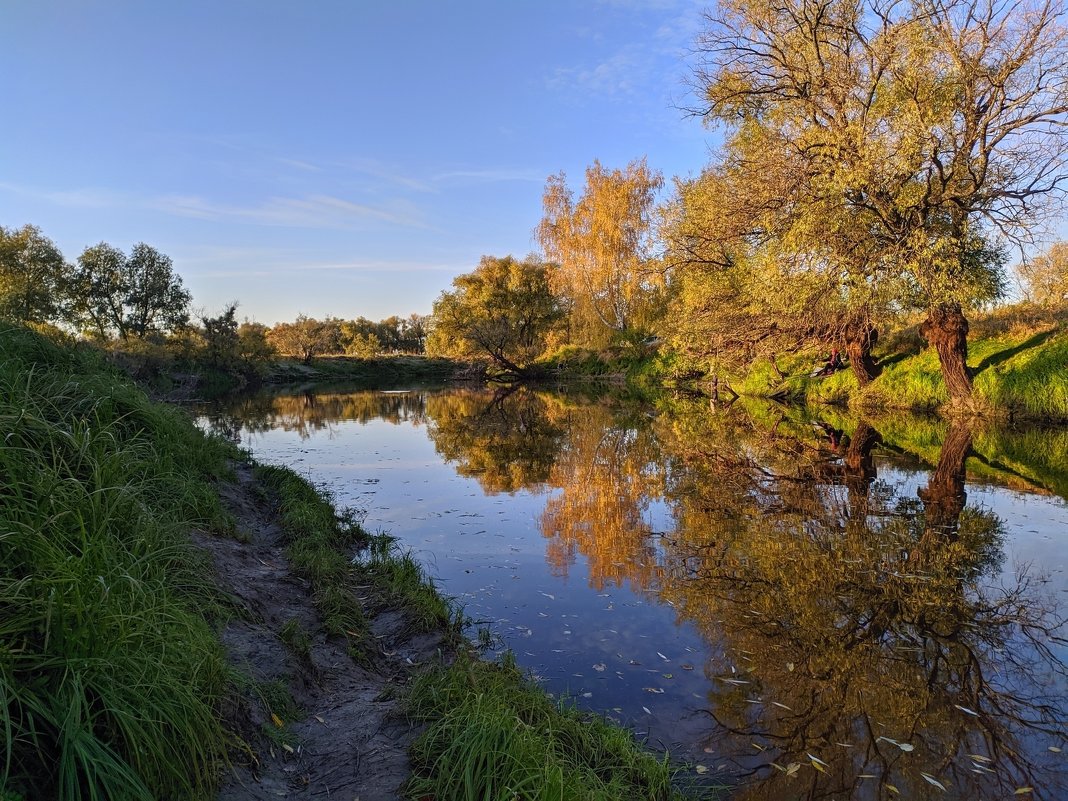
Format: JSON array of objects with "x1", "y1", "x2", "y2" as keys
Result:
[{"x1": 973, "y1": 329, "x2": 1056, "y2": 374}]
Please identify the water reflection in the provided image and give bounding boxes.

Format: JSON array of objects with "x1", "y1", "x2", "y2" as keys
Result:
[
  {"x1": 201, "y1": 386, "x2": 1068, "y2": 799},
  {"x1": 656, "y1": 405, "x2": 1063, "y2": 798}
]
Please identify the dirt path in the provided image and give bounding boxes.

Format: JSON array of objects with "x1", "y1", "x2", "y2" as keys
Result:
[{"x1": 194, "y1": 464, "x2": 442, "y2": 800}]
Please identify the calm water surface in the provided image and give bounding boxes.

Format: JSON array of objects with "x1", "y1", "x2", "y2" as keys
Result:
[{"x1": 201, "y1": 385, "x2": 1068, "y2": 800}]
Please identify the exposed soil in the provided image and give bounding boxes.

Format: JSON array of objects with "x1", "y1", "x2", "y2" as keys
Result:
[{"x1": 193, "y1": 464, "x2": 442, "y2": 800}]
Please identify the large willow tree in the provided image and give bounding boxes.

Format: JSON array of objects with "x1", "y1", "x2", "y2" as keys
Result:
[{"x1": 689, "y1": 0, "x2": 1068, "y2": 403}]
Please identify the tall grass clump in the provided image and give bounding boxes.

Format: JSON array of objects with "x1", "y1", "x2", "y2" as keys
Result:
[
  {"x1": 0, "y1": 324, "x2": 236, "y2": 800},
  {"x1": 406, "y1": 651, "x2": 700, "y2": 801},
  {"x1": 253, "y1": 464, "x2": 372, "y2": 647}
]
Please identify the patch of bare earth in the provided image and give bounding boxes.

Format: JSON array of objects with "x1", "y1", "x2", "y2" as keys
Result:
[{"x1": 193, "y1": 464, "x2": 442, "y2": 800}]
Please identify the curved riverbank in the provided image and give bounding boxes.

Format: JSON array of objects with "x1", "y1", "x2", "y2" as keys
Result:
[{"x1": 0, "y1": 324, "x2": 704, "y2": 800}]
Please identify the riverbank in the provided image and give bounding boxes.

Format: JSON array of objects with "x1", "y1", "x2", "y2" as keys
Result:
[
  {"x1": 0, "y1": 324, "x2": 702, "y2": 800},
  {"x1": 720, "y1": 307, "x2": 1068, "y2": 422}
]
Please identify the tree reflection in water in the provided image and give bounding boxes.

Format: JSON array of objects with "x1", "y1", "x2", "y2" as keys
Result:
[
  {"x1": 200, "y1": 387, "x2": 1068, "y2": 799},
  {"x1": 657, "y1": 406, "x2": 1067, "y2": 800}
]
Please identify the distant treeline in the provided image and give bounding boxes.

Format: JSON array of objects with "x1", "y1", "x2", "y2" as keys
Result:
[{"x1": 0, "y1": 224, "x2": 428, "y2": 379}]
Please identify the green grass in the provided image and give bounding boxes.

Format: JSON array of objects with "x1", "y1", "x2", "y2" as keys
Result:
[
  {"x1": 406, "y1": 651, "x2": 710, "y2": 801},
  {"x1": 713, "y1": 308, "x2": 1068, "y2": 420},
  {"x1": 360, "y1": 534, "x2": 453, "y2": 634},
  {"x1": 253, "y1": 464, "x2": 372, "y2": 650},
  {"x1": 0, "y1": 323, "x2": 238, "y2": 800}
]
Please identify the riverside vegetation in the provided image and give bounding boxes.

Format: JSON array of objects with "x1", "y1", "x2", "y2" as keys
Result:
[{"x1": 0, "y1": 322, "x2": 703, "y2": 800}]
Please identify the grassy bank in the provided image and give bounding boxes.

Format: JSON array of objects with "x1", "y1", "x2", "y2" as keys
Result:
[
  {"x1": 406, "y1": 652, "x2": 698, "y2": 801},
  {"x1": 269, "y1": 354, "x2": 462, "y2": 385},
  {"x1": 714, "y1": 306, "x2": 1068, "y2": 421},
  {"x1": 1, "y1": 324, "x2": 700, "y2": 800},
  {"x1": 0, "y1": 324, "x2": 237, "y2": 800}
]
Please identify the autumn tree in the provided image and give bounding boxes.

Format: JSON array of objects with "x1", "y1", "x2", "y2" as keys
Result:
[
  {"x1": 665, "y1": 157, "x2": 894, "y2": 385},
  {"x1": 71, "y1": 242, "x2": 191, "y2": 339},
  {"x1": 691, "y1": 0, "x2": 1068, "y2": 403},
  {"x1": 0, "y1": 224, "x2": 72, "y2": 325},
  {"x1": 267, "y1": 315, "x2": 337, "y2": 363},
  {"x1": 537, "y1": 158, "x2": 664, "y2": 347},
  {"x1": 426, "y1": 255, "x2": 562, "y2": 377},
  {"x1": 1019, "y1": 241, "x2": 1068, "y2": 306}
]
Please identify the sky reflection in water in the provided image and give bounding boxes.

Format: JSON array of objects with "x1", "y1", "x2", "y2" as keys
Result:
[{"x1": 201, "y1": 386, "x2": 1068, "y2": 800}]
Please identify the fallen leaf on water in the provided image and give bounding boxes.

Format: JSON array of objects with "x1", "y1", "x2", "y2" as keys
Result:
[
  {"x1": 920, "y1": 773, "x2": 947, "y2": 791},
  {"x1": 954, "y1": 704, "x2": 979, "y2": 716},
  {"x1": 657, "y1": 651, "x2": 670, "y2": 661},
  {"x1": 540, "y1": 592, "x2": 555, "y2": 600},
  {"x1": 592, "y1": 663, "x2": 606, "y2": 672},
  {"x1": 642, "y1": 706, "x2": 652, "y2": 715},
  {"x1": 662, "y1": 673, "x2": 673, "y2": 679},
  {"x1": 772, "y1": 701, "x2": 793, "y2": 711},
  {"x1": 885, "y1": 783, "x2": 900, "y2": 795},
  {"x1": 581, "y1": 692, "x2": 592, "y2": 698},
  {"x1": 969, "y1": 754, "x2": 993, "y2": 762},
  {"x1": 271, "y1": 713, "x2": 284, "y2": 728},
  {"x1": 896, "y1": 743, "x2": 915, "y2": 752},
  {"x1": 281, "y1": 743, "x2": 294, "y2": 754},
  {"x1": 1015, "y1": 788, "x2": 1034, "y2": 795},
  {"x1": 314, "y1": 715, "x2": 325, "y2": 724},
  {"x1": 786, "y1": 662, "x2": 795, "y2": 672},
  {"x1": 695, "y1": 765, "x2": 708, "y2": 774},
  {"x1": 681, "y1": 664, "x2": 694, "y2": 671},
  {"x1": 1049, "y1": 746, "x2": 1062, "y2": 753},
  {"x1": 808, "y1": 754, "x2": 827, "y2": 773},
  {"x1": 643, "y1": 687, "x2": 665, "y2": 694},
  {"x1": 785, "y1": 762, "x2": 800, "y2": 776}
]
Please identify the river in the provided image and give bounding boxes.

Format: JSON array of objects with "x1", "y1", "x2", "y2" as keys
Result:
[{"x1": 199, "y1": 383, "x2": 1068, "y2": 800}]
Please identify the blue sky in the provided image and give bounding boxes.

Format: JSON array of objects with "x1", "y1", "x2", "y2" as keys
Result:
[{"x1": 1, "y1": 0, "x2": 716, "y2": 324}]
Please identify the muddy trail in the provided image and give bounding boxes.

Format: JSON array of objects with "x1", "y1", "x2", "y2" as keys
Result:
[{"x1": 194, "y1": 464, "x2": 443, "y2": 800}]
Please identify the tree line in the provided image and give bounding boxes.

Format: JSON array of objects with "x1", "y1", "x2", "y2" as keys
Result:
[
  {"x1": 429, "y1": 0, "x2": 1068, "y2": 405},
  {"x1": 0, "y1": 224, "x2": 428, "y2": 370}
]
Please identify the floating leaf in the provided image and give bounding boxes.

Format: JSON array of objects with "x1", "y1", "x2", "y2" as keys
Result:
[
  {"x1": 785, "y1": 762, "x2": 801, "y2": 776},
  {"x1": 786, "y1": 662, "x2": 795, "y2": 672},
  {"x1": 1015, "y1": 788, "x2": 1034, "y2": 795},
  {"x1": 642, "y1": 706, "x2": 652, "y2": 715},
  {"x1": 1049, "y1": 746, "x2": 1062, "y2": 753},
  {"x1": 643, "y1": 687, "x2": 665, "y2": 694},
  {"x1": 539, "y1": 592, "x2": 555, "y2": 600},
  {"x1": 808, "y1": 754, "x2": 828, "y2": 773},
  {"x1": 314, "y1": 715, "x2": 325, "y2": 724},
  {"x1": 271, "y1": 713, "x2": 284, "y2": 728},
  {"x1": 657, "y1": 651, "x2": 669, "y2": 661},
  {"x1": 681, "y1": 664, "x2": 694, "y2": 671},
  {"x1": 281, "y1": 743, "x2": 294, "y2": 754},
  {"x1": 772, "y1": 701, "x2": 793, "y2": 711},
  {"x1": 885, "y1": 784, "x2": 900, "y2": 795},
  {"x1": 920, "y1": 773, "x2": 947, "y2": 791},
  {"x1": 662, "y1": 673, "x2": 673, "y2": 679},
  {"x1": 954, "y1": 704, "x2": 979, "y2": 716},
  {"x1": 695, "y1": 765, "x2": 708, "y2": 774},
  {"x1": 592, "y1": 663, "x2": 606, "y2": 672},
  {"x1": 896, "y1": 743, "x2": 915, "y2": 752}
]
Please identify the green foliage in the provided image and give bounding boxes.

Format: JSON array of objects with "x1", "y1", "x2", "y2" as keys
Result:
[
  {"x1": 71, "y1": 242, "x2": 191, "y2": 340},
  {"x1": 0, "y1": 323, "x2": 236, "y2": 800},
  {"x1": 426, "y1": 254, "x2": 562, "y2": 375},
  {"x1": 406, "y1": 652, "x2": 700, "y2": 801},
  {"x1": 0, "y1": 224, "x2": 71, "y2": 326},
  {"x1": 254, "y1": 465, "x2": 370, "y2": 647}
]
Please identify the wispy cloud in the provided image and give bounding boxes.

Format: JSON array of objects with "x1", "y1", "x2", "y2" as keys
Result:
[
  {"x1": 547, "y1": 48, "x2": 645, "y2": 96},
  {"x1": 0, "y1": 181, "x2": 126, "y2": 209},
  {"x1": 432, "y1": 168, "x2": 544, "y2": 184},
  {"x1": 193, "y1": 258, "x2": 461, "y2": 278},
  {"x1": 546, "y1": 1, "x2": 705, "y2": 99},
  {"x1": 152, "y1": 193, "x2": 427, "y2": 230}
]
